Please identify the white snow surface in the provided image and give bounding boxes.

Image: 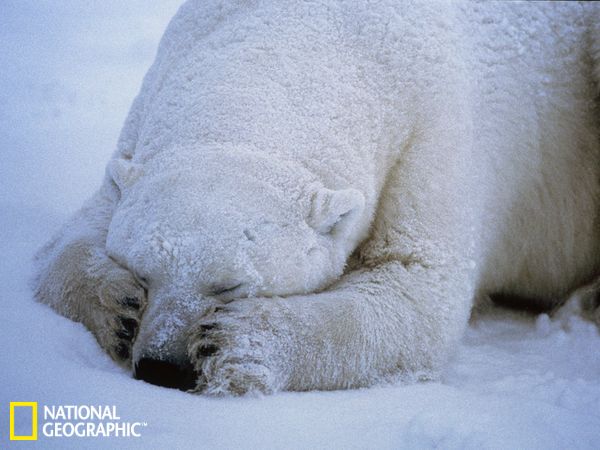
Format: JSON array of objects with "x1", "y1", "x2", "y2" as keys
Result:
[{"x1": 1, "y1": 2, "x2": 599, "y2": 448}]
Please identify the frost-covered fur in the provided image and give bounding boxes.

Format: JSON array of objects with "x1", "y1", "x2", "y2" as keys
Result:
[{"x1": 33, "y1": 1, "x2": 600, "y2": 395}]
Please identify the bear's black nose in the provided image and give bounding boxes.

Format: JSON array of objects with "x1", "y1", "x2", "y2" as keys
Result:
[{"x1": 134, "y1": 357, "x2": 197, "y2": 391}]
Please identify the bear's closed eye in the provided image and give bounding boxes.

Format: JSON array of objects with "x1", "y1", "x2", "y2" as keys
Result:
[{"x1": 209, "y1": 283, "x2": 243, "y2": 296}]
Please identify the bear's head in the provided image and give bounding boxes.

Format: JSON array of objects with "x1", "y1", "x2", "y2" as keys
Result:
[{"x1": 104, "y1": 149, "x2": 366, "y2": 386}]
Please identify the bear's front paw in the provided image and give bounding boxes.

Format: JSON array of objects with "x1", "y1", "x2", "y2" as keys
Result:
[
  {"x1": 188, "y1": 301, "x2": 291, "y2": 396},
  {"x1": 89, "y1": 264, "x2": 147, "y2": 365}
]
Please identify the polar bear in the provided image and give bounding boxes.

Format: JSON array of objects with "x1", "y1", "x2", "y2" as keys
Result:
[{"x1": 33, "y1": 1, "x2": 600, "y2": 394}]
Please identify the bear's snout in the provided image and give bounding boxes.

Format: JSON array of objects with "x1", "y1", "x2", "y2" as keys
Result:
[{"x1": 134, "y1": 356, "x2": 197, "y2": 391}]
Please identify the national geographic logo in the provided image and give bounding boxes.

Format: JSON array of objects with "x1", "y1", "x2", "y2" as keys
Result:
[
  {"x1": 9, "y1": 402, "x2": 37, "y2": 441},
  {"x1": 9, "y1": 402, "x2": 147, "y2": 440}
]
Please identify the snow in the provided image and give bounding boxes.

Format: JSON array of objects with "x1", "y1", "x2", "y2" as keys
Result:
[{"x1": 1, "y1": 1, "x2": 599, "y2": 448}]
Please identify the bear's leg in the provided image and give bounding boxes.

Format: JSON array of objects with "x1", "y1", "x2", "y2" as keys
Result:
[
  {"x1": 32, "y1": 180, "x2": 146, "y2": 365},
  {"x1": 189, "y1": 257, "x2": 475, "y2": 395},
  {"x1": 189, "y1": 131, "x2": 478, "y2": 394}
]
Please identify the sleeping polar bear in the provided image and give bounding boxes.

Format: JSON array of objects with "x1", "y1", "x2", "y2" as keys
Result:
[{"x1": 34, "y1": 1, "x2": 600, "y2": 394}]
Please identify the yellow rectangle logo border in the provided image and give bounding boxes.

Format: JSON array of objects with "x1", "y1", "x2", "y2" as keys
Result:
[{"x1": 9, "y1": 402, "x2": 38, "y2": 441}]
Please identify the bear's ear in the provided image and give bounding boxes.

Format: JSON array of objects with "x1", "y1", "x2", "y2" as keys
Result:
[
  {"x1": 107, "y1": 158, "x2": 143, "y2": 191},
  {"x1": 308, "y1": 188, "x2": 364, "y2": 235}
]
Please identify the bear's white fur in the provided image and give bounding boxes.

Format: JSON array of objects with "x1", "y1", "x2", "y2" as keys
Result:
[{"x1": 33, "y1": 1, "x2": 600, "y2": 394}]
